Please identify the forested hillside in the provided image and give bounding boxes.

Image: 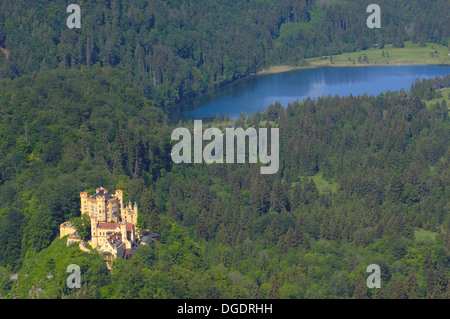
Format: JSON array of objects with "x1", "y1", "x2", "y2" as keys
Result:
[
  {"x1": 0, "y1": 0, "x2": 449, "y2": 300},
  {"x1": 0, "y1": 68, "x2": 171, "y2": 271},
  {"x1": 1, "y1": 0, "x2": 449, "y2": 106},
  {"x1": 0, "y1": 66, "x2": 448, "y2": 298}
]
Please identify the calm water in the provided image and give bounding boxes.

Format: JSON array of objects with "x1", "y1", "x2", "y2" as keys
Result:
[{"x1": 166, "y1": 65, "x2": 450, "y2": 122}]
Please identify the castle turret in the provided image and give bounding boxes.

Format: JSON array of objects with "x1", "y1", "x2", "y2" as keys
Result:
[
  {"x1": 80, "y1": 191, "x2": 88, "y2": 215},
  {"x1": 120, "y1": 222, "x2": 131, "y2": 249},
  {"x1": 96, "y1": 194, "x2": 105, "y2": 221},
  {"x1": 115, "y1": 190, "x2": 123, "y2": 210},
  {"x1": 89, "y1": 216, "x2": 99, "y2": 248}
]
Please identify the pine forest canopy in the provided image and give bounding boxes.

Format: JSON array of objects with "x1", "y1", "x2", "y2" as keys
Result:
[
  {"x1": 0, "y1": 67, "x2": 449, "y2": 298},
  {"x1": 0, "y1": 0, "x2": 449, "y2": 106},
  {"x1": 0, "y1": 0, "x2": 449, "y2": 300}
]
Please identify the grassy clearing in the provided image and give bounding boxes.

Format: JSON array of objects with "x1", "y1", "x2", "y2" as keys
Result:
[
  {"x1": 315, "y1": 42, "x2": 450, "y2": 66},
  {"x1": 299, "y1": 171, "x2": 338, "y2": 194},
  {"x1": 415, "y1": 228, "x2": 437, "y2": 243},
  {"x1": 258, "y1": 42, "x2": 450, "y2": 75},
  {"x1": 424, "y1": 87, "x2": 450, "y2": 109}
]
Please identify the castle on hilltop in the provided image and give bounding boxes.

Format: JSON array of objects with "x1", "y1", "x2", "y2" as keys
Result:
[{"x1": 60, "y1": 187, "x2": 160, "y2": 259}]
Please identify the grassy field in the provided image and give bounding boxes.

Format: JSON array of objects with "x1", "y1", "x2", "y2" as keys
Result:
[
  {"x1": 415, "y1": 228, "x2": 437, "y2": 243},
  {"x1": 424, "y1": 87, "x2": 450, "y2": 109},
  {"x1": 312, "y1": 42, "x2": 450, "y2": 66},
  {"x1": 298, "y1": 171, "x2": 338, "y2": 194},
  {"x1": 259, "y1": 42, "x2": 450, "y2": 75}
]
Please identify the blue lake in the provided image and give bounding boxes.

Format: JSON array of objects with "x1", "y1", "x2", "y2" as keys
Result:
[{"x1": 166, "y1": 65, "x2": 450, "y2": 122}]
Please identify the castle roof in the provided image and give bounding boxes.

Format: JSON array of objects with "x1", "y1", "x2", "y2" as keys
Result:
[
  {"x1": 90, "y1": 188, "x2": 116, "y2": 201},
  {"x1": 97, "y1": 222, "x2": 134, "y2": 233},
  {"x1": 107, "y1": 233, "x2": 123, "y2": 248},
  {"x1": 141, "y1": 232, "x2": 161, "y2": 243}
]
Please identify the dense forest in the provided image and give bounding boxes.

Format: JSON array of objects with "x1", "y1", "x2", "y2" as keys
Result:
[
  {"x1": 0, "y1": 67, "x2": 448, "y2": 298},
  {"x1": 0, "y1": 0, "x2": 449, "y2": 299},
  {"x1": 0, "y1": 0, "x2": 449, "y2": 106}
]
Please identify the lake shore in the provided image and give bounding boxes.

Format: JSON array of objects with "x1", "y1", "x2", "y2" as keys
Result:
[
  {"x1": 257, "y1": 61, "x2": 450, "y2": 76},
  {"x1": 166, "y1": 42, "x2": 449, "y2": 114},
  {"x1": 257, "y1": 42, "x2": 450, "y2": 76},
  {"x1": 167, "y1": 42, "x2": 449, "y2": 124}
]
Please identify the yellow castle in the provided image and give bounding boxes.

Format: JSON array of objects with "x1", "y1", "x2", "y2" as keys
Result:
[{"x1": 60, "y1": 187, "x2": 142, "y2": 259}]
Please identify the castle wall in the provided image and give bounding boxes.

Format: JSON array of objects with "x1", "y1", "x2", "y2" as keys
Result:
[{"x1": 59, "y1": 223, "x2": 77, "y2": 238}]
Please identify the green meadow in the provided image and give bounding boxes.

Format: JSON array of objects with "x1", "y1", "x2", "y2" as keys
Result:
[
  {"x1": 260, "y1": 42, "x2": 450, "y2": 75},
  {"x1": 299, "y1": 171, "x2": 338, "y2": 194},
  {"x1": 415, "y1": 228, "x2": 438, "y2": 243},
  {"x1": 316, "y1": 42, "x2": 450, "y2": 66},
  {"x1": 424, "y1": 87, "x2": 450, "y2": 109}
]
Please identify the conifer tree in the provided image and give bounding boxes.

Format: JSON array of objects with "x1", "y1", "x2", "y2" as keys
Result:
[
  {"x1": 373, "y1": 287, "x2": 384, "y2": 299},
  {"x1": 444, "y1": 228, "x2": 450, "y2": 252},
  {"x1": 405, "y1": 268, "x2": 419, "y2": 299},
  {"x1": 138, "y1": 187, "x2": 159, "y2": 232},
  {"x1": 353, "y1": 276, "x2": 368, "y2": 299},
  {"x1": 389, "y1": 277, "x2": 406, "y2": 299},
  {"x1": 389, "y1": 175, "x2": 404, "y2": 204},
  {"x1": 422, "y1": 250, "x2": 434, "y2": 273},
  {"x1": 268, "y1": 271, "x2": 280, "y2": 299},
  {"x1": 304, "y1": 178, "x2": 319, "y2": 205},
  {"x1": 270, "y1": 180, "x2": 289, "y2": 213},
  {"x1": 430, "y1": 265, "x2": 447, "y2": 299},
  {"x1": 291, "y1": 183, "x2": 304, "y2": 210},
  {"x1": 253, "y1": 284, "x2": 262, "y2": 299}
]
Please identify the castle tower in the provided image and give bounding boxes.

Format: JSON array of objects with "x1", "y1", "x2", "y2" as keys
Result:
[
  {"x1": 133, "y1": 202, "x2": 138, "y2": 227},
  {"x1": 115, "y1": 190, "x2": 124, "y2": 211},
  {"x1": 90, "y1": 216, "x2": 99, "y2": 248},
  {"x1": 96, "y1": 192, "x2": 106, "y2": 221},
  {"x1": 120, "y1": 223, "x2": 130, "y2": 249},
  {"x1": 80, "y1": 191, "x2": 88, "y2": 215}
]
